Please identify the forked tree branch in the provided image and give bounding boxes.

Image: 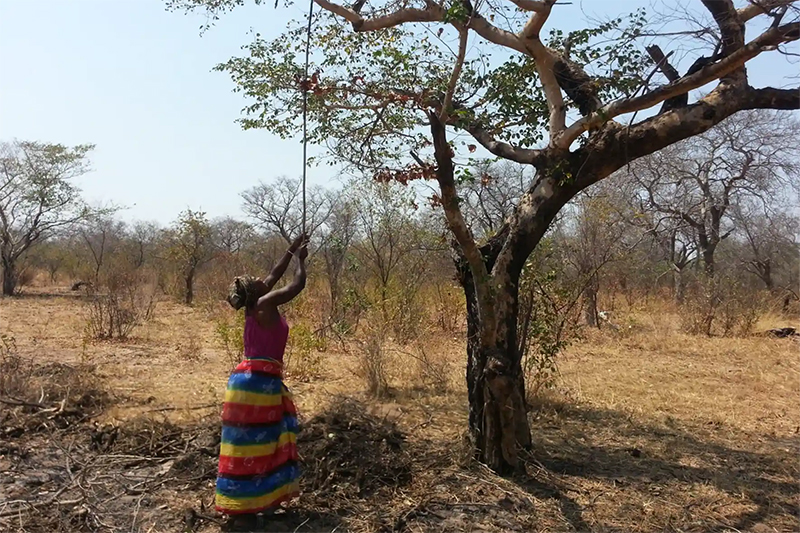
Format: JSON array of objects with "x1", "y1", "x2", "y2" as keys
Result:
[
  {"x1": 312, "y1": 0, "x2": 568, "y2": 136},
  {"x1": 517, "y1": 0, "x2": 567, "y2": 135},
  {"x1": 555, "y1": 22, "x2": 800, "y2": 149},
  {"x1": 313, "y1": 0, "x2": 439, "y2": 30},
  {"x1": 520, "y1": 0, "x2": 554, "y2": 39},
  {"x1": 701, "y1": 0, "x2": 746, "y2": 56}
]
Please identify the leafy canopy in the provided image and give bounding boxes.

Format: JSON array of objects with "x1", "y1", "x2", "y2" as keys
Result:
[{"x1": 170, "y1": 0, "x2": 650, "y2": 173}]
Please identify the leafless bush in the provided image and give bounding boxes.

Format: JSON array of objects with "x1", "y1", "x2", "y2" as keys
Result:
[
  {"x1": 433, "y1": 283, "x2": 465, "y2": 333},
  {"x1": 718, "y1": 289, "x2": 766, "y2": 338},
  {"x1": 410, "y1": 339, "x2": 450, "y2": 393},
  {"x1": 680, "y1": 276, "x2": 765, "y2": 337},
  {"x1": 357, "y1": 322, "x2": 389, "y2": 397},
  {"x1": 679, "y1": 282, "x2": 718, "y2": 336},
  {"x1": 85, "y1": 267, "x2": 156, "y2": 341},
  {"x1": 0, "y1": 334, "x2": 30, "y2": 398}
]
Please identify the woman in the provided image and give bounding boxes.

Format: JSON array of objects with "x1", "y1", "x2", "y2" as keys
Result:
[{"x1": 216, "y1": 234, "x2": 308, "y2": 531}]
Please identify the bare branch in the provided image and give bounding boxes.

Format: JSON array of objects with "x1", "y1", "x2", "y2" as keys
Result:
[
  {"x1": 645, "y1": 45, "x2": 681, "y2": 82},
  {"x1": 514, "y1": 0, "x2": 567, "y2": 136},
  {"x1": 742, "y1": 85, "x2": 800, "y2": 109},
  {"x1": 738, "y1": 0, "x2": 797, "y2": 22},
  {"x1": 506, "y1": 0, "x2": 549, "y2": 12},
  {"x1": 468, "y1": 14, "x2": 527, "y2": 52},
  {"x1": 465, "y1": 124, "x2": 545, "y2": 165},
  {"x1": 520, "y1": 0, "x2": 554, "y2": 39},
  {"x1": 429, "y1": 111, "x2": 497, "y2": 345},
  {"x1": 701, "y1": 0, "x2": 746, "y2": 56},
  {"x1": 313, "y1": 0, "x2": 439, "y2": 31},
  {"x1": 441, "y1": 27, "x2": 470, "y2": 122}
]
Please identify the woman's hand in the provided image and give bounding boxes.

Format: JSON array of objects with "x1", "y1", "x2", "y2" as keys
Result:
[
  {"x1": 290, "y1": 233, "x2": 307, "y2": 252},
  {"x1": 298, "y1": 243, "x2": 309, "y2": 261}
]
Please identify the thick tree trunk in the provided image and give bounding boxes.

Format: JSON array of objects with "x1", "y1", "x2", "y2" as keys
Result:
[
  {"x1": 756, "y1": 260, "x2": 773, "y2": 291},
  {"x1": 673, "y1": 266, "x2": 686, "y2": 305},
  {"x1": 456, "y1": 235, "x2": 532, "y2": 475},
  {"x1": 583, "y1": 273, "x2": 599, "y2": 327},
  {"x1": 185, "y1": 267, "x2": 195, "y2": 305},
  {"x1": 2, "y1": 258, "x2": 18, "y2": 296},
  {"x1": 698, "y1": 231, "x2": 717, "y2": 278},
  {"x1": 702, "y1": 247, "x2": 716, "y2": 277}
]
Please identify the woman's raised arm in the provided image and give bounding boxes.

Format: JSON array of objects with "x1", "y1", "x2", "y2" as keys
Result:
[
  {"x1": 263, "y1": 234, "x2": 306, "y2": 290},
  {"x1": 257, "y1": 244, "x2": 307, "y2": 308}
]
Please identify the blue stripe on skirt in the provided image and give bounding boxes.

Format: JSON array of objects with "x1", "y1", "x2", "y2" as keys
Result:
[
  {"x1": 221, "y1": 416, "x2": 299, "y2": 446},
  {"x1": 226, "y1": 371, "x2": 285, "y2": 395},
  {"x1": 216, "y1": 463, "x2": 301, "y2": 498}
]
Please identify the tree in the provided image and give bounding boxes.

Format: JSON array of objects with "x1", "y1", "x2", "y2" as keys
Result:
[
  {"x1": 561, "y1": 188, "x2": 632, "y2": 327},
  {"x1": 127, "y1": 221, "x2": 161, "y2": 269},
  {"x1": 81, "y1": 216, "x2": 127, "y2": 284},
  {"x1": 732, "y1": 201, "x2": 799, "y2": 292},
  {"x1": 212, "y1": 216, "x2": 254, "y2": 256},
  {"x1": 318, "y1": 192, "x2": 359, "y2": 327},
  {"x1": 0, "y1": 140, "x2": 99, "y2": 295},
  {"x1": 460, "y1": 161, "x2": 527, "y2": 241},
  {"x1": 351, "y1": 180, "x2": 427, "y2": 328},
  {"x1": 170, "y1": 0, "x2": 800, "y2": 473},
  {"x1": 28, "y1": 238, "x2": 78, "y2": 284},
  {"x1": 630, "y1": 110, "x2": 799, "y2": 277},
  {"x1": 164, "y1": 209, "x2": 216, "y2": 305},
  {"x1": 241, "y1": 177, "x2": 334, "y2": 243}
]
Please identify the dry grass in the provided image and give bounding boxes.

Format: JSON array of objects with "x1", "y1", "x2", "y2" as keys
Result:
[{"x1": 1, "y1": 285, "x2": 798, "y2": 533}]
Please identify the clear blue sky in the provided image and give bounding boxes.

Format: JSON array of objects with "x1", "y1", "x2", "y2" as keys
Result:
[{"x1": 1, "y1": 0, "x2": 796, "y2": 225}]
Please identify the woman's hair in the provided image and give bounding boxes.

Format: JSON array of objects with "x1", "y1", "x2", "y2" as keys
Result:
[{"x1": 227, "y1": 275, "x2": 261, "y2": 310}]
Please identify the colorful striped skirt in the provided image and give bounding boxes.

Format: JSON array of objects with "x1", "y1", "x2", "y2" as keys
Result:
[{"x1": 215, "y1": 357, "x2": 300, "y2": 515}]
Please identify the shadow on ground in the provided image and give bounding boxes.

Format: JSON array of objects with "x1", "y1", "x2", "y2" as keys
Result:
[{"x1": 515, "y1": 396, "x2": 800, "y2": 532}]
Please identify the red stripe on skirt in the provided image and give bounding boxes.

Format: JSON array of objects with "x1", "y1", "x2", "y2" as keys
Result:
[
  {"x1": 236, "y1": 358, "x2": 284, "y2": 376},
  {"x1": 221, "y1": 397, "x2": 297, "y2": 425},
  {"x1": 217, "y1": 441, "x2": 299, "y2": 477}
]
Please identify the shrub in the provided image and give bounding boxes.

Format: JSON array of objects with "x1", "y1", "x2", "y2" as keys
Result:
[
  {"x1": 518, "y1": 263, "x2": 582, "y2": 403},
  {"x1": 215, "y1": 309, "x2": 245, "y2": 370},
  {"x1": 285, "y1": 322, "x2": 325, "y2": 381},
  {"x1": 357, "y1": 322, "x2": 389, "y2": 397},
  {"x1": 0, "y1": 334, "x2": 29, "y2": 397},
  {"x1": 85, "y1": 267, "x2": 156, "y2": 341},
  {"x1": 680, "y1": 275, "x2": 765, "y2": 337},
  {"x1": 411, "y1": 339, "x2": 450, "y2": 393}
]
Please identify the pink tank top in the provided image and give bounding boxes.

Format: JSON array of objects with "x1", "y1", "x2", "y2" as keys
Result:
[{"x1": 243, "y1": 313, "x2": 289, "y2": 362}]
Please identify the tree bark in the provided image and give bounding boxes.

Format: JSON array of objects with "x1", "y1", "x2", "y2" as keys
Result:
[
  {"x1": 2, "y1": 258, "x2": 18, "y2": 296},
  {"x1": 702, "y1": 244, "x2": 716, "y2": 277},
  {"x1": 185, "y1": 267, "x2": 195, "y2": 305},
  {"x1": 455, "y1": 232, "x2": 532, "y2": 475},
  {"x1": 755, "y1": 260, "x2": 773, "y2": 291},
  {"x1": 673, "y1": 266, "x2": 686, "y2": 305},
  {"x1": 697, "y1": 228, "x2": 717, "y2": 278},
  {"x1": 583, "y1": 273, "x2": 599, "y2": 327}
]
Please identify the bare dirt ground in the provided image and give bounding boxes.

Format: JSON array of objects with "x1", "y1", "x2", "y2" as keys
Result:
[{"x1": 1, "y1": 287, "x2": 798, "y2": 533}]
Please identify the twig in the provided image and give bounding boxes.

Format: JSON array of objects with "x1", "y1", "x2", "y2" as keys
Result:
[
  {"x1": 0, "y1": 396, "x2": 52, "y2": 408},
  {"x1": 144, "y1": 402, "x2": 218, "y2": 413}
]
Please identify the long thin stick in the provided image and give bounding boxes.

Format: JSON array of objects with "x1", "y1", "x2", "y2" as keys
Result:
[{"x1": 301, "y1": 0, "x2": 314, "y2": 236}]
